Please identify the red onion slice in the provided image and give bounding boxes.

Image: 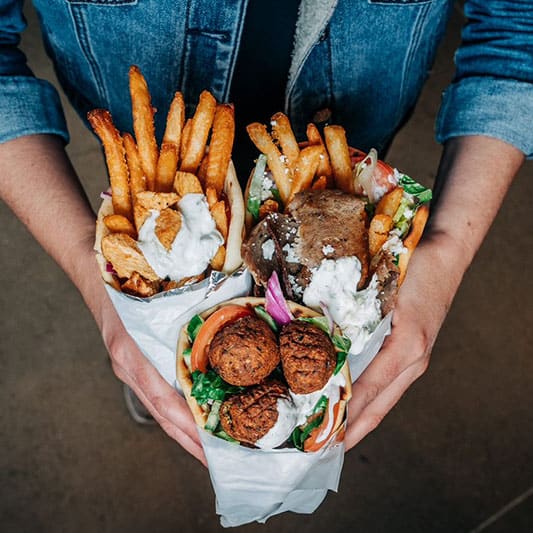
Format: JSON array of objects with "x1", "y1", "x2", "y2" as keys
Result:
[{"x1": 265, "y1": 271, "x2": 293, "y2": 325}]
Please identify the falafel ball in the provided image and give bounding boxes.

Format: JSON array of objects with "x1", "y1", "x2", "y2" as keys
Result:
[
  {"x1": 208, "y1": 315, "x2": 280, "y2": 386},
  {"x1": 220, "y1": 379, "x2": 289, "y2": 444},
  {"x1": 279, "y1": 320, "x2": 336, "y2": 394}
]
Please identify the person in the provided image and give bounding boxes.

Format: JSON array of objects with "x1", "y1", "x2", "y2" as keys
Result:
[{"x1": 0, "y1": 0, "x2": 530, "y2": 467}]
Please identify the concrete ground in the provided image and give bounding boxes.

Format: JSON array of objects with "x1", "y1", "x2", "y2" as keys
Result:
[{"x1": 1, "y1": 3, "x2": 532, "y2": 533}]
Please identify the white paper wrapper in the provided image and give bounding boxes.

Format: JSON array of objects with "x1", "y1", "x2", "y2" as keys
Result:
[
  {"x1": 200, "y1": 429, "x2": 345, "y2": 527},
  {"x1": 199, "y1": 314, "x2": 392, "y2": 527},
  {"x1": 105, "y1": 269, "x2": 252, "y2": 386},
  {"x1": 348, "y1": 313, "x2": 393, "y2": 382}
]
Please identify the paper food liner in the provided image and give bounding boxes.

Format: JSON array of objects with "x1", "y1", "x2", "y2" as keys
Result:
[
  {"x1": 190, "y1": 308, "x2": 391, "y2": 527},
  {"x1": 105, "y1": 269, "x2": 252, "y2": 386}
]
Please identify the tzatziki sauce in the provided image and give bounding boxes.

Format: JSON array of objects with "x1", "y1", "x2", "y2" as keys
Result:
[{"x1": 137, "y1": 193, "x2": 223, "y2": 280}]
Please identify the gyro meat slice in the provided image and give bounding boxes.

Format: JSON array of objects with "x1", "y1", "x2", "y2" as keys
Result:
[
  {"x1": 279, "y1": 320, "x2": 336, "y2": 394},
  {"x1": 101, "y1": 233, "x2": 158, "y2": 281},
  {"x1": 155, "y1": 208, "x2": 182, "y2": 251},
  {"x1": 121, "y1": 271, "x2": 160, "y2": 297},
  {"x1": 208, "y1": 315, "x2": 280, "y2": 387},
  {"x1": 220, "y1": 379, "x2": 290, "y2": 445}
]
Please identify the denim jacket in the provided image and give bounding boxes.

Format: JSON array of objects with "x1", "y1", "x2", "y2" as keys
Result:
[{"x1": 1, "y1": 0, "x2": 532, "y2": 157}]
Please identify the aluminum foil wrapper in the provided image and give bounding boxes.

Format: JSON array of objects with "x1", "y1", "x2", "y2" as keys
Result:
[{"x1": 105, "y1": 268, "x2": 252, "y2": 386}]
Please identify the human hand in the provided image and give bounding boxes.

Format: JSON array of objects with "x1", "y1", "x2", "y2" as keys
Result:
[{"x1": 344, "y1": 232, "x2": 465, "y2": 450}]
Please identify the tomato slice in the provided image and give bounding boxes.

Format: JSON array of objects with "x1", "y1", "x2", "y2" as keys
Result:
[
  {"x1": 304, "y1": 398, "x2": 343, "y2": 452},
  {"x1": 190, "y1": 304, "x2": 252, "y2": 373},
  {"x1": 350, "y1": 148, "x2": 396, "y2": 198}
]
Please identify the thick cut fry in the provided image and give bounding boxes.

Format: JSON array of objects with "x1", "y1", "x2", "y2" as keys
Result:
[
  {"x1": 210, "y1": 200, "x2": 228, "y2": 240},
  {"x1": 259, "y1": 199, "x2": 279, "y2": 219},
  {"x1": 271, "y1": 112, "x2": 299, "y2": 171},
  {"x1": 123, "y1": 133, "x2": 146, "y2": 198},
  {"x1": 288, "y1": 145, "x2": 322, "y2": 203},
  {"x1": 307, "y1": 123, "x2": 333, "y2": 183},
  {"x1": 398, "y1": 204, "x2": 430, "y2": 285},
  {"x1": 205, "y1": 104, "x2": 235, "y2": 196},
  {"x1": 129, "y1": 66, "x2": 158, "y2": 191},
  {"x1": 88, "y1": 109, "x2": 133, "y2": 220},
  {"x1": 324, "y1": 125, "x2": 354, "y2": 194},
  {"x1": 197, "y1": 154, "x2": 209, "y2": 185},
  {"x1": 155, "y1": 142, "x2": 179, "y2": 192},
  {"x1": 205, "y1": 187, "x2": 218, "y2": 208},
  {"x1": 311, "y1": 175, "x2": 328, "y2": 191},
  {"x1": 180, "y1": 118, "x2": 193, "y2": 162},
  {"x1": 155, "y1": 208, "x2": 182, "y2": 250},
  {"x1": 376, "y1": 186, "x2": 404, "y2": 218},
  {"x1": 180, "y1": 90, "x2": 217, "y2": 174},
  {"x1": 103, "y1": 214, "x2": 137, "y2": 238},
  {"x1": 102, "y1": 233, "x2": 158, "y2": 281},
  {"x1": 163, "y1": 91, "x2": 185, "y2": 147},
  {"x1": 174, "y1": 171, "x2": 203, "y2": 196},
  {"x1": 121, "y1": 271, "x2": 160, "y2": 297},
  {"x1": 210, "y1": 245, "x2": 226, "y2": 271},
  {"x1": 247, "y1": 122, "x2": 292, "y2": 204},
  {"x1": 369, "y1": 214, "x2": 393, "y2": 256}
]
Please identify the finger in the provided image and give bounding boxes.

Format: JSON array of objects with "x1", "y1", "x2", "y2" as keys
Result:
[{"x1": 345, "y1": 362, "x2": 423, "y2": 450}]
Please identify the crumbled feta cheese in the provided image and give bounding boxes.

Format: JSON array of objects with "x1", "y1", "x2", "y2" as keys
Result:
[
  {"x1": 282, "y1": 242, "x2": 300, "y2": 263},
  {"x1": 262, "y1": 239, "x2": 275, "y2": 261},
  {"x1": 322, "y1": 244, "x2": 335, "y2": 256}
]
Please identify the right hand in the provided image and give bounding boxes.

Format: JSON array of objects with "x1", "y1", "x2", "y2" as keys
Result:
[{"x1": 82, "y1": 255, "x2": 206, "y2": 466}]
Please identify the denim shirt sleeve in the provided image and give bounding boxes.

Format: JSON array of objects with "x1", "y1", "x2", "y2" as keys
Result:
[
  {"x1": 436, "y1": 0, "x2": 533, "y2": 158},
  {"x1": 0, "y1": 0, "x2": 68, "y2": 145}
]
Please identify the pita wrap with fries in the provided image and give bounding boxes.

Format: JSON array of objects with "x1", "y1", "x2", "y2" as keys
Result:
[
  {"x1": 243, "y1": 113, "x2": 431, "y2": 358},
  {"x1": 89, "y1": 67, "x2": 251, "y2": 385}
]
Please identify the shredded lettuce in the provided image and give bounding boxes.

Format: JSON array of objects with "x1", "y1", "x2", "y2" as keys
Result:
[
  {"x1": 191, "y1": 370, "x2": 245, "y2": 406},
  {"x1": 247, "y1": 154, "x2": 268, "y2": 220},
  {"x1": 399, "y1": 175, "x2": 432, "y2": 204},
  {"x1": 254, "y1": 305, "x2": 279, "y2": 333},
  {"x1": 291, "y1": 395, "x2": 329, "y2": 451},
  {"x1": 187, "y1": 315, "x2": 204, "y2": 343}
]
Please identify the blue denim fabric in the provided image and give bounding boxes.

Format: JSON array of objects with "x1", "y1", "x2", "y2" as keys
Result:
[{"x1": 0, "y1": 0, "x2": 532, "y2": 157}]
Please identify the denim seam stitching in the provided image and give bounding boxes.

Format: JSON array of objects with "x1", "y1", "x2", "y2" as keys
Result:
[
  {"x1": 68, "y1": 4, "x2": 109, "y2": 105},
  {"x1": 396, "y1": 2, "x2": 430, "y2": 128}
]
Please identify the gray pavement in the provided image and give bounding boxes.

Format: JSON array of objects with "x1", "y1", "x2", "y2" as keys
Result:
[{"x1": 1, "y1": 3, "x2": 532, "y2": 533}]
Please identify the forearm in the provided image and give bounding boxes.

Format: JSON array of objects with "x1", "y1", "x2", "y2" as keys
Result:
[
  {"x1": 427, "y1": 135, "x2": 524, "y2": 274},
  {"x1": 0, "y1": 134, "x2": 101, "y2": 313}
]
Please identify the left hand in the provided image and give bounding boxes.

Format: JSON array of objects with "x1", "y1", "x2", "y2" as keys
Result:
[{"x1": 344, "y1": 232, "x2": 464, "y2": 450}]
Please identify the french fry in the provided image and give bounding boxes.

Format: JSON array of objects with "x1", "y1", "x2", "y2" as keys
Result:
[
  {"x1": 369, "y1": 214, "x2": 393, "y2": 256},
  {"x1": 210, "y1": 245, "x2": 226, "y2": 271},
  {"x1": 129, "y1": 66, "x2": 158, "y2": 191},
  {"x1": 398, "y1": 204, "x2": 430, "y2": 285},
  {"x1": 205, "y1": 104, "x2": 235, "y2": 197},
  {"x1": 155, "y1": 142, "x2": 179, "y2": 192},
  {"x1": 180, "y1": 118, "x2": 192, "y2": 162},
  {"x1": 197, "y1": 153, "x2": 209, "y2": 185},
  {"x1": 311, "y1": 175, "x2": 328, "y2": 191},
  {"x1": 205, "y1": 186, "x2": 218, "y2": 208},
  {"x1": 103, "y1": 214, "x2": 137, "y2": 238},
  {"x1": 174, "y1": 171, "x2": 203, "y2": 196},
  {"x1": 271, "y1": 112, "x2": 300, "y2": 171},
  {"x1": 155, "y1": 208, "x2": 182, "y2": 250},
  {"x1": 180, "y1": 90, "x2": 216, "y2": 174},
  {"x1": 210, "y1": 200, "x2": 228, "y2": 240},
  {"x1": 307, "y1": 123, "x2": 333, "y2": 183},
  {"x1": 88, "y1": 109, "x2": 133, "y2": 221},
  {"x1": 247, "y1": 122, "x2": 292, "y2": 204},
  {"x1": 259, "y1": 199, "x2": 279, "y2": 219},
  {"x1": 163, "y1": 91, "x2": 185, "y2": 147},
  {"x1": 123, "y1": 133, "x2": 146, "y2": 198},
  {"x1": 376, "y1": 186, "x2": 404, "y2": 218},
  {"x1": 324, "y1": 125, "x2": 354, "y2": 194},
  {"x1": 102, "y1": 233, "x2": 158, "y2": 281},
  {"x1": 287, "y1": 145, "x2": 322, "y2": 204}
]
